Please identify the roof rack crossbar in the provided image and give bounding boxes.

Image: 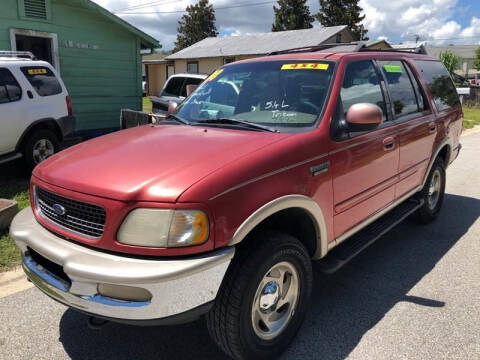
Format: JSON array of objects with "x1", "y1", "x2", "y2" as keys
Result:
[
  {"x1": 267, "y1": 42, "x2": 366, "y2": 56},
  {"x1": 0, "y1": 51, "x2": 36, "y2": 59}
]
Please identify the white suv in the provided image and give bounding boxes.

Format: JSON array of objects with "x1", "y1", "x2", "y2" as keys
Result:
[{"x1": 0, "y1": 52, "x2": 75, "y2": 170}]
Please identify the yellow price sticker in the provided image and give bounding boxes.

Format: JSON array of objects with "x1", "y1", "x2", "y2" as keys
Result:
[
  {"x1": 281, "y1": 63, "x2": 329, "y2": 70},
  {"x1": 27, "y1": 68, "x2": 47, "y2": 75},
  {"x1": 206, "y1": 68, "x2": 224, "y2": 81}
]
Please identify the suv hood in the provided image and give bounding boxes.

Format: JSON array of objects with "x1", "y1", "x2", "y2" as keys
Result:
[{"x1": 34, "y1": 125, "x2": 289, "y2": 202}]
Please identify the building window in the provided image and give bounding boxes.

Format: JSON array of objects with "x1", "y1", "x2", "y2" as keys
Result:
[
  {"x1": 223, "y1": 57, "x2": 235, "y2": 65},
  {"x1": 187, "y1": 61, "x2": 199, "y2": 74}
]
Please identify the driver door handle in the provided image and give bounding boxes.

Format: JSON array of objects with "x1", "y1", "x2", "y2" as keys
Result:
[{"x1": 383, "y1": 136, "x2": 395, "y2": 151}]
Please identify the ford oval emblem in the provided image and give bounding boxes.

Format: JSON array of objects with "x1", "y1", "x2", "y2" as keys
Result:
[{"x1": 52, "y1": 203, "x2": 66, "y2": 216}]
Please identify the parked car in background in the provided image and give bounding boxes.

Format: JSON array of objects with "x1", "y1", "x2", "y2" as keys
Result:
[
  {"x1": 149, "y1": 73, "x2": 207, "y2": 114},
  {"x1": 0, "y1": 52, "x2": 74, "y2": 170},
  {"x1": 11, "y1": 46, "x2": 462, "y2": 360}
]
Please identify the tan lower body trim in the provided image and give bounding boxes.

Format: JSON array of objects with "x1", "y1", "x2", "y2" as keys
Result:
[{"x1": 328, "y1": 185, "x2": 422, "y2": 251}]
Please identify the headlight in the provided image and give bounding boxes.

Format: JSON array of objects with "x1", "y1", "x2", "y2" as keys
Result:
[{"x1": 118, "y1": 209, "x2": 209, "y2": 248}]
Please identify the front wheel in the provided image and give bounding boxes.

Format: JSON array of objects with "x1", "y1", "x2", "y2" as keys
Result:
[
  {"x1": 412, "y1": 157, "x2": 446, "y2": 223},
  {"x1": 206, "y1": 232, "x2": 312, "y2": 360}
]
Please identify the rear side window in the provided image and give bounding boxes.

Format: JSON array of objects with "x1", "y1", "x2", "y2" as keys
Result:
[
  {"x1": 20, "y1": 66, "x2": 62, "y2": 97},
  {"x1": 340, "y1": 60, "x2": 388, "y2": 121},
  {"x1": 414, "y1": 60, "x2": 460, "y2": 112},
  {"x1": 162, "y1": 77, "x2": 185, "y2": 97},
  {"x1": 378, "y1": 60, "x2": 420, "y2": 118},
  {"x1": 180, "y1": 77, "x2": 203, "y2": 97},
  {"x1": 0, "y1": 68, "x2": 22, "y2": 103}
]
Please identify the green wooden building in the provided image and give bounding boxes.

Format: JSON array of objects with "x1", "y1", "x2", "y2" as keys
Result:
[{"x1": 1, "y1": 0, "x2": 159, "y2": 135}]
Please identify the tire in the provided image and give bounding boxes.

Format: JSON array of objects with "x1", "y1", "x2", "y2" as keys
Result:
[
  {"x1": 206, "y1": 231, "x2": 312, "y2": 360},
  {"x1": 22, "y1": 129, "x2": 59, "y2": 172},
  {"x1": 412, "y1": 157, "x2": 446, "y2": 224}
]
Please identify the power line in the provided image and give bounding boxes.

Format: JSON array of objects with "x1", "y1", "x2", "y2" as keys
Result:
[
  {"x1": 115, "y1": 0, "x2": 278, "y2": 14},
  {"x1": 113, "y1": 0, "x2": 183, "y2": 13}
]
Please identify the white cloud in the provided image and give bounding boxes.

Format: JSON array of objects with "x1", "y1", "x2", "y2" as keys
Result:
[{"x1": 91, "y1": 0, "x2": 480, "y2": 49}]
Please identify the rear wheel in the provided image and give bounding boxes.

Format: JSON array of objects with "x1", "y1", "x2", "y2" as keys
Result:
[
  {"x1": 206, "y1": 232, "x2": 312, "y2": 360},
  {"x1": 22, "y1": 129, "x2": 59, "y2": 171},
  {"x1": 412, "y1": 157, "x2": 446, "y2": 223}
]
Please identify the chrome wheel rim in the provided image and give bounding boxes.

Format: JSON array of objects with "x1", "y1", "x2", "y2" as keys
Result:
[
  {"x1": 33, "y1": 139, "x2": 54, "y2": 164},
  {"x1": 427, "y1": 169, "x2": 442, "y2": 210},
  {"x1": 251, "y1": 261, "x2": 300, "y2": 341}
]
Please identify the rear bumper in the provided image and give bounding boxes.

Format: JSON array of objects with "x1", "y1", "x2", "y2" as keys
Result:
[
  {"x1": 11, "y1": 207, "x2": 234, "y2": 322},
  {"x1": 56, "y1": 115, "x2": 76, "y2": 138}
]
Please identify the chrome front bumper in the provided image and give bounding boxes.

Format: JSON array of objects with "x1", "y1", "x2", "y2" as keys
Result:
[{"x1": 11, "y1": 208, "x2": 234, "y2": 321}]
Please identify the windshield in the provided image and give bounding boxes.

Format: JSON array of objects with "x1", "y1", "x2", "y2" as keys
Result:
[{"x1": 174, "y1": 60, "x2": 335, "y2": 132}]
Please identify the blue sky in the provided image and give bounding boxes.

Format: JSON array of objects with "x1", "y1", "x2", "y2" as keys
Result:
[{"x1": 93, "y1": 0, "x2": 480, "y2": 49}]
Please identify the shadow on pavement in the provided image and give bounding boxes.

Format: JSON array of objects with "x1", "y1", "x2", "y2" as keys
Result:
[{"x1": 58, "y1": 193, "x2": 480, "y2": 360}]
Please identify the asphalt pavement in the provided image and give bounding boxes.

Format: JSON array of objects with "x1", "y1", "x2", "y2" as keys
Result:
[{"x1": 0, "y1": 132, "x2": 479, "y2": 360}]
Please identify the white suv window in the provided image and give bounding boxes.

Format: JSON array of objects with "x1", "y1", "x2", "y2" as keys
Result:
[
  {"x1": 20, "y1": 66, "x2": 62, "y2": 96},
  {"x1": 0, "y1": 68, "x2": 22, "y2": 103}
]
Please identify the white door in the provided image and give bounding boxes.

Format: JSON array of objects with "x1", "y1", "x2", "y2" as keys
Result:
[{"x1": 0, "y1": 68, "x2": 25, "y2": 154}]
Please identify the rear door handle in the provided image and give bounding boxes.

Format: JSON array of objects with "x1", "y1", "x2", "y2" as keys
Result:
[
  {"x1": 383, "y1": 136, "x2": 395, "y2": 151},
  {"x1": 428, "y1": 122, "x2": 437, "y2": 134}
]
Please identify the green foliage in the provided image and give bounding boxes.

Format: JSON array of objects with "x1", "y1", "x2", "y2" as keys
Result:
[
  {"x1": 473, "y1": 47, "x2": 480, "y2": 71},
  {"x1": 0, "y1": 180, "x2": 29, "y2": 271},
  {"x1": 463, "y1": 107, "x2": 480, "y2": 129},
  {"x1": 174, "y1": 0, "x2": 218, "y2": 52},
  {"x1": 272, "y1": 0, "x2": 314, "y2": 32},
  {"x1": 316, "y1": 0, "x2": 368, "y2": 40},
  {"x1": 439, "y1": 50, "x2": 461, "y2": 75}
]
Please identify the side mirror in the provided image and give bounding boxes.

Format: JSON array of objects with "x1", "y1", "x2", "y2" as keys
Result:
[
  {"x1": 167, "y1": 102, "x2": 178, "y2": 115},
  {"x1": 186, "y1": 84, "x2": 198, "y2": 96},
  {"x1": 346, "y1": 103, "x2": 383, "y2": 132}
]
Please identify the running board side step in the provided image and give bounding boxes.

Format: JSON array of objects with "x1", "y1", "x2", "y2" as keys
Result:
[{"x1": 316, "y1": 199, "x2": 424, "y2": 274}]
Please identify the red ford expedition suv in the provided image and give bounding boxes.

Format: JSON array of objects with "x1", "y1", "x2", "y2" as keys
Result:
[{"x1": 11, "y1": 44, "x2": 462, "y2": 360}]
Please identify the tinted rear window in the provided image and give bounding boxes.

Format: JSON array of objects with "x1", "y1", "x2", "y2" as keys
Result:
[
  {"x1": 414, "y1": 60, "x2": 460, "y2": 112},
  {"x1": 0, "y1": 68, "x2": 22, "y2": 103},
  {"x1": 21, "y1": 66, "x2": 62, "y2": 97},
  {"x1": 180, "y1": 77, "x2": 203, "y2": 97},
  {"x1": 162, "y1": 77, "x2": 184, "y2": 97}
]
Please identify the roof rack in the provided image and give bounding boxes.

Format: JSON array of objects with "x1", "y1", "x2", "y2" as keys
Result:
[
  {"x1": 268, "y1": 42, "x2": 428, "y2": 56},
  {"x1": 267, "y1": 42, "x2": 367, "y2": 56},
  {"x1": 0, "y1": 51, "x2": 36, "y2": 60}
]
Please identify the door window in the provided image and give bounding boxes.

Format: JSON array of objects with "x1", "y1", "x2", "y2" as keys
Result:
[
  {"x1": 414, "y1": 60, "x2": 461, "y2": 112},
  {"x1": 20, "y1": 66, "x2": 62, "y2": 96},
  {"x1": 340, "y1": 60, "x2": 387, "y2": 121},
  {"x1": 378, "y1": 60, "x2": 420, "y2": 118},
  {"x1": 0, "y1": 68, "x2": 22, "y2": 103}
]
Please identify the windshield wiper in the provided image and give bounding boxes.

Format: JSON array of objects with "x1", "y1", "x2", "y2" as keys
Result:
[
  {"x1": 165, "y1": 114, "x2": 190, "y2": 125},
  {"x1": 193, "y1": 118, "x2": 278, "y2": 132}
]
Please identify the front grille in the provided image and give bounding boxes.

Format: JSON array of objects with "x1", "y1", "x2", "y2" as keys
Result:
[{"x1": 35, "y1": 187, "x2": 106, "y2": 239}]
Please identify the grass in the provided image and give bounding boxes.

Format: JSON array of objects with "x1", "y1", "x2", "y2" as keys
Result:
[
  {"x1": 0, "y1": 179, "x2": 29, "y2": 271},
  {"x1": 463, "y1": 106, "x2": 480, "y2": 130},
  {"x1": 143, "y1": 96, "x2": 152, "y2": 113}
]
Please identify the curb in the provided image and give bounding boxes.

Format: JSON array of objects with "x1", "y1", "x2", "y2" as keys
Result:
[{"x1": 0, "y1": 266, "x2": 33, "y2": 299}]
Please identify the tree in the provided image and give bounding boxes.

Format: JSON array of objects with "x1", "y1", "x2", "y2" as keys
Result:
[
  {"x1": 439, "y1": 50, "x2": 461, "y2": 76},
  {"x1": 316, "y1": 0, "x2": 368, "y2": 40},
  {"x1": 174, "y1": 0, "x2": 218, "y2": 52},
  {"x1": 473, "y1": 47, "x2": 480, "y2": 71},
  {"x1": 272, "y1": 0, "x2": 314, "y2": 32}
]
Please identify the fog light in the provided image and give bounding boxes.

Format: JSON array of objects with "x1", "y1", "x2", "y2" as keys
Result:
[{"x1": 97, "y1": 284, "x2": 152, "y2": 302}]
